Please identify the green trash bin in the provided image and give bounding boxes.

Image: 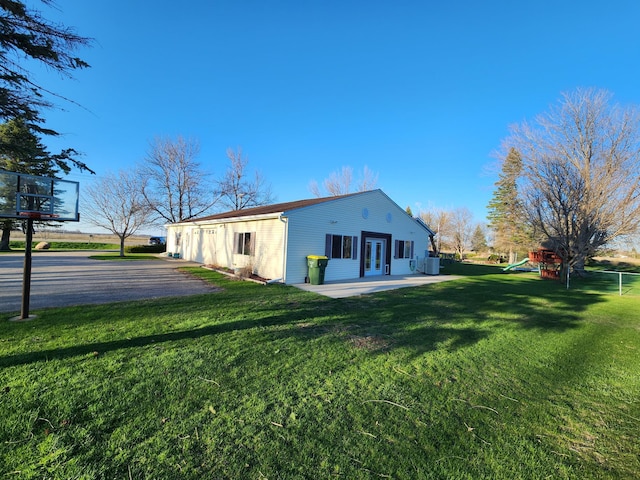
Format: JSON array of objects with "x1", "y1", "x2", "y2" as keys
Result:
[{"x1": 307, "y1": 255, "x2": 329, "y2": 285}]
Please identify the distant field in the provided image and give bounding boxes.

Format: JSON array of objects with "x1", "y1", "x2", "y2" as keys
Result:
[
  {"x1": 591, "y1": 256, "x2": 640, "y2": 268},
  {"x1": 9, "y1": 230, "x2": 154, "y2": 247}
]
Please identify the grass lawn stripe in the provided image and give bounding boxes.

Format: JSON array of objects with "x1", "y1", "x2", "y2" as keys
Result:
[{"x1": 0, "y1": 264, "x2": 638, "y2": 478}]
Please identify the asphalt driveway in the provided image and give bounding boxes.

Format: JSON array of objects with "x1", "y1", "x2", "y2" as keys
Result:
[{"x1": 0, "y1": 251, "x2": 217, "y2": 314}]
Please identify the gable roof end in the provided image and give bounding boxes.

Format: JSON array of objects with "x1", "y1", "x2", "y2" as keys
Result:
[{"x1": 415, "y1": 216, "x2": 436, "y2": 236}]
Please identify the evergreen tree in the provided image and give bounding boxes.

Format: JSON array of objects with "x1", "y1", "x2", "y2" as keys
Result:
[
  {"x1": 0, "y1": 117, "x2": 92, "y2": 250},
  {"x1": 1, "y1": 0, "x2": 91, "y2": 133},
  {"x1": 487, "y1": 147, "x2": 527, "y2": 262},
  {"x1": 470, "y1": 224, "x2": 487, "y2": 252}
]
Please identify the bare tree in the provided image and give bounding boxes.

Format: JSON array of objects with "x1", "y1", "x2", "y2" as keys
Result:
[
  {"x1": 420, "y1": 208, "x2": 452, "y2": 254},
  {"x1": 83, "y1": 171, "x2": 152, "y2": 256},
  {"x1": 139, "y1": 136, "x2": 217, "y2": 223},
  {"x1": 358, "y1": 165, "x2": 379, "y2": 192},
  {"x1": 324, "y1": 166, "x2": 353, "y2": 196},
  {"x1": 506, "y1": 88, "x2": 640, "y2": 280},
  {"x1": 308, "y1": 179, "x2": 322, "y2": 198},
  {"x1": 216, "y1": 147, "x2": 273, "y2": 210},
  {"x1": 309, "y1": 165, "x2": 379, "y2": 197},
  {"x1": 450, "y1": 207, "x2": 474, "y2": 260}
]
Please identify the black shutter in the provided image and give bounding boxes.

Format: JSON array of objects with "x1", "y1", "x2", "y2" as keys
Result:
[
  {"x1": 325, "y1": 234, "x2": 332, "y2": 258},
  {"x1": 352, "y1": 236, "x2": 358, "y2": 260},
  {"x1": 394, "y1": 239, "x2": 399, "y2": 259}
]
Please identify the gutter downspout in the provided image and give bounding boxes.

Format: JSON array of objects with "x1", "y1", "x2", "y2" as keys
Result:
[{"x1": 279, "y1": 214, "x2": 288, "y2": 284}]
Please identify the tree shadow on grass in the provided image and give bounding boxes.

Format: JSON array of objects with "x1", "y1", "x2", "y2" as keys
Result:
[
  {"x1": 440, "y1": 262, "x2": 507, "y2": 276},
  {"x1": 0, "y1": 268, "x2": 610, "y2": 368},
  {"x1": 0, "y1": 301, "x2": 329, "y2": 368},
  {"x1": 291, "y1": 270, "x2": 607, "y2": 357}
]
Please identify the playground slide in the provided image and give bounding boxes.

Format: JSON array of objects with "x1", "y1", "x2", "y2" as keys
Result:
[{"x1": 502, "y1": 258, "x2": 529, "y2": 271}]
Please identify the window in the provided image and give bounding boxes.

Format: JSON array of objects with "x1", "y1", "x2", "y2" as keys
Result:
[
  {"x1": 235, "y1": 232, "x2": 254, "y2": 256},
  {"x1": 404, "y1": 241, "x2": 411, "y2": 259},
  {"x1": 342, "y1": 236, "x2": 352, "y2": 259},
  {"x1": 325, "y1": 234, "x2": 358, "y2": 259},
  {"x1": 394, "y1": 239, "x2": 414, "y2": 259},
  {"x1": 331, "y1": 235, "x2": 342, "y2": 258}
]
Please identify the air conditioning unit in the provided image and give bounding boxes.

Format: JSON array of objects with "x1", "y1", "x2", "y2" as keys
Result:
[{"x1": 425, "y1": 257, "x2": 440, "y2": 275}]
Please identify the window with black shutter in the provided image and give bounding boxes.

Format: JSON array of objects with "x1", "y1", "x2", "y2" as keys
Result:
[{"x1": 325, "y1": 234, "x2": 358, "y2": 259}]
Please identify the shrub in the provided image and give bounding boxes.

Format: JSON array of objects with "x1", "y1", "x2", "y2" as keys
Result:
[
  {"x1": 487, "y1": 254, "x2": 505, "y2": 264},
  {"x1": 125, "y1": 244, "x2": 166, "y2": 254}
]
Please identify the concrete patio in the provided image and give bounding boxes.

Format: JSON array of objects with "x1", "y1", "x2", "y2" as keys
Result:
[{"x1": 293, "y1": 273, "x2": 462, "y2": 298}]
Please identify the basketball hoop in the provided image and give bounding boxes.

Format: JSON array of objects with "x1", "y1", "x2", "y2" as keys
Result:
[
  {"x1": 18, "y1": 212, "x2": 60, "y2": 220},
  {"x1": 1, "y1": 171, "x2": 79, "y2": 320},
  {"x1": 1, "y1": 170, "x2": 79, "y2": 221}
]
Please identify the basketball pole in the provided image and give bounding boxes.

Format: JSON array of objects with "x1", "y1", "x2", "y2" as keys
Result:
[
  {"x1": 1, "y1": 171, "x2": 79, "y2": 321},
  {"x1": 20, "y1": 217, "x2": 34, "y2": 320}
]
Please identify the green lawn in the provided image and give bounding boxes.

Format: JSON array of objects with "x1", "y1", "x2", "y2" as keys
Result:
[
  {"x1": 7, "y1": 241, "x2": 121, "y2": 251},
  {"x1": 1, "y1": 265, "x2": 638, "y2": 479}
]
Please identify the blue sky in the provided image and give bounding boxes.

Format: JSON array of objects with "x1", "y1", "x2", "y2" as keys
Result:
[{"x1": 31, "y1": 0, "x2": 640, "y2": 233}]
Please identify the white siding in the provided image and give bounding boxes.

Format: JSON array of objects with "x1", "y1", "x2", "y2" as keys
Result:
[
  {"x1": 166, "y1": 190, "x2": 432, "y2": 285},
  {"x1": 166, "y1": 217, "x2": 286, "y2": 280},
  {"x1": 283, "y1": 190, "x2": 430, "y2": 284},
  {"x1": 166, "y1": 225, "x2": 186, "y2": 257}
]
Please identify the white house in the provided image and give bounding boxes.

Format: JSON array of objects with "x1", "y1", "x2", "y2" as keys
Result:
[{"x1": 165, "y1": 189, "x2": 436, "y2": 284}]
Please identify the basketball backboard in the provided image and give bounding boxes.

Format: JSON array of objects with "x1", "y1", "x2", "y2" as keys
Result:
[{"x1": 0, "y1": 170, "x2": 79, "y2": 221}]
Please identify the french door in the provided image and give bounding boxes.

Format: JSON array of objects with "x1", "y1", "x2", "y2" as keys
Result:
[{"x1": 364, "y1": 239, "x2": 385, "y2": 276}]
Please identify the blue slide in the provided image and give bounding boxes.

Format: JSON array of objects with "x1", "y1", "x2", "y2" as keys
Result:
[{"x1": 502, "y1": 258, "x2": 529, "y2": 272}]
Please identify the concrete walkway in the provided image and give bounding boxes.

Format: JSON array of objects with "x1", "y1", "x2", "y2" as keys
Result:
[{"x1": 294, "y1": 273, "x2": 462, "y2": 298}]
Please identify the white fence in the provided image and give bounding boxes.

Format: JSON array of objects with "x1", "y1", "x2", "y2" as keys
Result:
[{"x1": 571, "y1": 270, "x2": 640, "y2": 296}]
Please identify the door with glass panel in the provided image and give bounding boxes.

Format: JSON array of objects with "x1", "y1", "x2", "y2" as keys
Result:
[{"x1": 364, "y1": 239, "x2": 385, "y2": 276}]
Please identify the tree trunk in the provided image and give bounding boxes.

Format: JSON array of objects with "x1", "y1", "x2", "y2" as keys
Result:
[
  {"x1": 560, "y1": 262, "x2": 570, "y2": 285},
  {"x1": 119, "y1": 236, "x2": 125, "y2": 257},
  {"x1": 0, "y1": 223, "x2": 11, "y2": 251},
  {"x1": 572, "y1": 255, "x2": 587, "y2": 275}
]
